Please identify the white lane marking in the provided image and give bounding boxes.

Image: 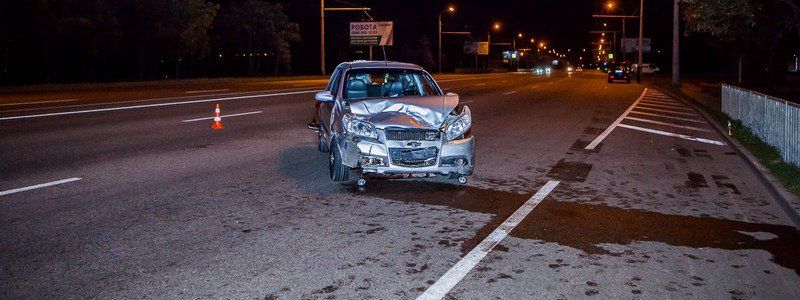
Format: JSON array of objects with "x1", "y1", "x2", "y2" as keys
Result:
[
  {"x1": 0, "y1": 87, "x2": 321, "y2": 114},
  {"x1": 638, "y1": 100, "x2": 691, "y2": 109},
  {"x1": 624, "y1": 116, "x2": 712, "y2": 132},
  {"x1": 618, "y1": 124, "x2": 725, "y2": 146},
  {"x1": 628, "y1": 110, "x2": 705, "y2": 123},
  {"x1": 459, "y1": 100, "x2": 474, "y2": 104},
  {"x1": 0, "y1": 99, "x2": 79, "y2": 107},
  {"x1": 0, "y1": 90, "x2": 316, "y2": 121},
  {"x1": 186, "y1": 89, "x2": 230, "y2": 94},
  {"x1": 475, "y1": 83, "x2": 486, "y2": 86},
  {"x1": 417, "y1": 181, "x2": 560, "y2": 300},
  {"x1": 633, "y1": 106, "x2": 699, "y2": 116},
  {"x1": 585, "y1": 88, "x2": 648, "y2": 150},
  {"x1": 502, "y1": 91, "x2": 518, "y2": 95},
  {"x1": 182, "y1": 110, "x2": 262, "y2": 123},
  {"x1": 0, "y1": 177, "x2": 82, "y2": 196}
]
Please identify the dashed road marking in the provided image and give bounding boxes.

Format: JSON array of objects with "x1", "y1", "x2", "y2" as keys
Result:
[
  {"x1": 502, "y1": 91, "x2": 518, "y2": 95},
  {"x1": 0, "y1": 90, "x2": 316, "y2": 121},
  {"x1": 0, "y1": 87, "x2": 320, "y2": 114},
  {"x1": 618, "y1": 124, "x2": 725, "y2": 146},
  {"x1": 186, "y1": 89, "x2": 230, "y2": 94},
  {"x1": 0, "y1": 177, "x2": 82, "y2": 197},
  {"x1": 417, "y1": 180, "x2": 560, "y2": 300},
  {"x1": 475, "y1": 83, "x2": 486, "y2": 86},
  {"x1": 585, "y1": 88, "x2": 648, "y2": 150},
  {"x1": 182, "y1": 110, "x2": 263, "y2": 123},
  {"x1": 0, "y1": 99, "x2": 79, "y2": 107}
]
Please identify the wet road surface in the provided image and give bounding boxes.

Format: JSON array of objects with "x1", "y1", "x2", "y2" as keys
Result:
[{"x1": 1, "y1": 72, "x2": 799, "y2": 299}]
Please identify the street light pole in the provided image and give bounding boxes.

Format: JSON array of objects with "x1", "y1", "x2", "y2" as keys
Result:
[
  {"x1": 320, "y1": 0, "x2": 325, "y2": 75},
  {"x1": 638, "y1": 0, "x2": 644, "y2": 69},
  {"x1": 438, "y1": 12, "x2": 443, "y2": 73},
  {"x1": 672, "y1": 0, "x2": 680, "y2": 86}
]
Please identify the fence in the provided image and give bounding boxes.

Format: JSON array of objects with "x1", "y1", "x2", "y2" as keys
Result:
[{"x1": 721, "y1": 84, "x2": 800, "y2": 167}]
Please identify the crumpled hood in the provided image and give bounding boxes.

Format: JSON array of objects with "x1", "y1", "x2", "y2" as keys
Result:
[{"x1": 347, "y1": 94, "x2": 459, "y2": 129}]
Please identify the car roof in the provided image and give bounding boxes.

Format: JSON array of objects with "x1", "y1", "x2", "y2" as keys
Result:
[{"x1": 337, "y1": 60, "x2": 424, "y2": 71}]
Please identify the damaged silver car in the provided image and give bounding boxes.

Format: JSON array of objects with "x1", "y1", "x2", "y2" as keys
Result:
[{"x1": 310, "y1": 61, "x2": 474, "y2": 186}]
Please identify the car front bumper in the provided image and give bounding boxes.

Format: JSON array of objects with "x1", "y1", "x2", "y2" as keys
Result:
[{"x1": 338, "y1": 135, "x2": 475, "y2": 176}]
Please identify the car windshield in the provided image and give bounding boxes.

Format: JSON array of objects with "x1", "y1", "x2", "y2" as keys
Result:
[{"x1": 343, "y1": 69, "x2": 441, "y2": 100}]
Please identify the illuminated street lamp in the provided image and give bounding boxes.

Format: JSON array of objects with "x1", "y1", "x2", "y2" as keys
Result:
[
  {"x1": 438, "y1": 4, "x2": 456, "y2": 73},
  {"x1": 487, "y1": 22, "x2": 501, "y2": 56}
]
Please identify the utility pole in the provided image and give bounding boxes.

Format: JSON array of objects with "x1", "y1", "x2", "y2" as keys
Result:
[
  {"x1": 320, "y1": 2, "x2": 371, "y2": 75},
  {"x1": 438, "y1": 14, "x2": 442, "y2": 73},
  {"x1": 671, "y1": 0, "x2": 680, "y2": 86},
  {"x1": 638, "y1": 0, "x2": 644, "y2": 70},
  {"x1": 320, "y1": 0, "x2": 325, "y2": 75}
]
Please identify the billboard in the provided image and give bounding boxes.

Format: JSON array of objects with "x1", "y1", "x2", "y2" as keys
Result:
[
  {"x1": 464, "y1": 41, "x2": 489, "y2": 55},
  {"x1": 350, "y1": 22, "x2": 394, "y2": 46},
  {"x1": 622, "y1": 38, "x2": 651, "y2": 53}
]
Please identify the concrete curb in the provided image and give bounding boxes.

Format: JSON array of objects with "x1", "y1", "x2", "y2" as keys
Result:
[{"x1": 650, "y1": 85, "x2": 800, "y2": 228}]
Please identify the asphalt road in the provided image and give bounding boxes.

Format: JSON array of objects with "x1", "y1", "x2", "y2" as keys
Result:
[{"x1": 2, "y1": 71, "x2": 799, "y2": 299}]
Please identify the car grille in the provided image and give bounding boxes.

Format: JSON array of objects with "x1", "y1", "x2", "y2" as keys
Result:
[
  {"x1": 385, "y1": 129, "x2": 440, "y2": 141},
  {"x1": 389, "y1": 147, "x2": 438, "y2": 168}
]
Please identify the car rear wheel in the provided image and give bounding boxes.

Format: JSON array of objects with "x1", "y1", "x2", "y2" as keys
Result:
[
  {"x1": 317, "y1": 129, "x2": 329, "y2": 153},
  {"x1": 607, "y1": 79, "x2": 613, "y2": 83},
  {"x1": 329, "y1": 142, "x2": 349, "y2": 181}
]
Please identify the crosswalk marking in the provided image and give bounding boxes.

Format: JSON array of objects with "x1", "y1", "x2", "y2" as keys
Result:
[
  {"x1": 633, "y1": 106, "x2": 699, "y2": 116},
  {"x1": 624, "y1": 116, "x2": 712, "y2": 132}
]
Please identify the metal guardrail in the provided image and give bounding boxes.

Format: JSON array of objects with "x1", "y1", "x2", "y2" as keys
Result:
[{"x1": 721, "y1": 84, "x2": 800, "y2": 167}]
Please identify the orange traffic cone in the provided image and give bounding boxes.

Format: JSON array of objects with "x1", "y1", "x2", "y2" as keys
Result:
[{"x1": 211, "y1": 104, "x2": 224, "y2": 130}]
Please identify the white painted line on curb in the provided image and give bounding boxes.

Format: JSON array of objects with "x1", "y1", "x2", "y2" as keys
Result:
[
  {"x1": 629, "y1": 110, "x2": 706, "y2": 123},
  {"x1": 624, "y1": 116, "x2": 712, "y2": 132},
  {"x1": 417, "y1": 180, "x2": 560, "y2": 300},
  {"x1": 0, "y1": 177, "x2": 82, "y2": 196},
  {"x1": 585, "y1": 88, "x2": 648, "y2": 150},
  {"x1": 633, "y1": 106, "x2": 699, "y2": 116},
  {"x1": 186, "y1": 89, "x2": 230, "y2": 94},
  {"x1": 0, "y1": 90, "x2": 316, "y2": 121},
  {"x1": 182, "y1": 111, "x2": 263, "y2": 123},
  {"x1": 502, "y1": 91, "x2": 518, "y2": 95},
  {"x1": 618, "y1": 124, "x2": 725, "y2": 146},
  {"x1": 0, "y1": 99, "x2": 79, "y2": 106}
]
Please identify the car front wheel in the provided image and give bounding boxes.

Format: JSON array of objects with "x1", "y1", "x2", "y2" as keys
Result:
[{"x1": 329, "y1": 141, "x2": 349, "y2": 181}]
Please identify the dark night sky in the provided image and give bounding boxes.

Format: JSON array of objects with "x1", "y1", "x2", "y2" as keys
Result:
[{"x1": 279, "y1": 0, "x2": 679, "y2": 73}]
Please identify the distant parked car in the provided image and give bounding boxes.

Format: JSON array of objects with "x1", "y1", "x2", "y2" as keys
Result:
[{"x1": 608, "y1": 63, "x2": 632, "y2": 83}]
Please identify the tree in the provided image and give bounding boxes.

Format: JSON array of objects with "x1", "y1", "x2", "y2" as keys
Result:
[
  {"x1": 214, "y1": 0, "x2": 300, "y2": 75},
  {"x1": 682, "y1": 0, "x2": 758, "y2": 83},
  {"x1": 114, "y1": 0, "x2": 218, "y2": 79},
  {"x1": 683, "y1": 0, "x2": 800, "y2": 84}
]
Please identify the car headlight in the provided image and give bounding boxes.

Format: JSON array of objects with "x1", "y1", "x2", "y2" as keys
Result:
[
  {"x1": 445, "y1": 106, "x2": 472, "y2": 140},
  {"x1": 344, "y1": 115, "x2": 378, "y2": 139}
]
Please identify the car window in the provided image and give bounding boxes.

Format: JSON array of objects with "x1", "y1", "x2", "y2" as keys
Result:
[
  {"x1": 328, "y1": 67, "x2": 342, "y2": 94},
  {"x1": 342, "y1": 69, "x2": 442, "y2": 100}
]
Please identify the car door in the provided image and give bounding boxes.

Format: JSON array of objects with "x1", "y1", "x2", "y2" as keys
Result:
[{"x1": 319, "y1": 66, "x2": 342, "y2": 139}]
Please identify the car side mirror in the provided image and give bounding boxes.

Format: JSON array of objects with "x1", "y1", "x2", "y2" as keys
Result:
[{"x1": 315, "y1": 90, "x2": 334, "y2": 102}]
